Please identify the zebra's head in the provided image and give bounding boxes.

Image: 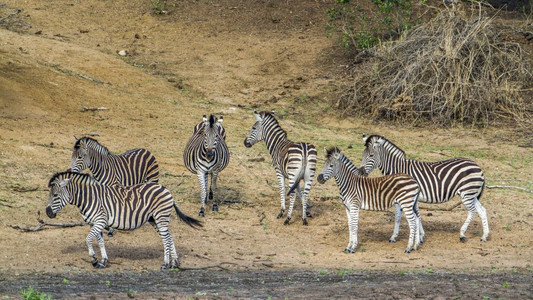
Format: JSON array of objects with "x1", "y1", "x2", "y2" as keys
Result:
[
  {"x1": 361, "y1": 134, "x2": 386, "y2": 175},
  {"x1": 317, "y1": 147, "x2": 343, "y2": 184},
  {"x1": 202, "y1": 115, "x2": 224, "y2": 159},
  {"x1": 244, "y1": 110, "x2": 271, "y2": 148},
  {"x1": 46, "y1": 172, "x2": 73, "y2": 219},
  {"x1": 68, "y1": 137, "x2": 94, "y2": 172}
]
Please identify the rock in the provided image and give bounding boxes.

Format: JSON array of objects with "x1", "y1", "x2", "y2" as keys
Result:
[{"x1": 118, "y1": 50, "x2": 127, "y2": 56}]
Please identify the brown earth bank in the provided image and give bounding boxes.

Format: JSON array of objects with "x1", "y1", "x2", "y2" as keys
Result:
[
  {"x1": 0, "y1": 269, "x2": 532, "y2": 299},
  {"x1": 0, "y1": 0, "x2": 532, "y2": 298}
]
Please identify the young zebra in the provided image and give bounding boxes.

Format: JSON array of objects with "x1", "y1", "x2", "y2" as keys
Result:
[
  {"x1": 317, "y1": 147, "x2": 421, "y2": 253},
  {"x1": 184, "y1": 115, "x2": 230, "y2": 217},
  {"x1": 68, "y1": 137, "x2": 159, "y2": 185},
  {"x1": 361, "y1": 134, "x2": 488, "y2": 242},
  {"x1": 46, "y1": 171, "x2": 202, "y2": 269},
  {"x1": 244, "y1": 111, "x2": 317, "y2": 226},
  {"x1": 68, "y1": 137, "x2": 160, "y2": 237}
]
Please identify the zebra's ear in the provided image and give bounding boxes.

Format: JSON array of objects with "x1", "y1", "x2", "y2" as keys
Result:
[
  {"x1": 362, "y1": 133, "x2": 367, "y2": 144},
  {"x1": 253, "y1": 111, "x2": 262, "y2": 122},
  {"x1": 271, "y1": 110, "x2": 275, "y2": 115},
  {"x1": 73, "y1": 135, "x2": 79, "y2": 141},
  {"x1": 333, "y1": 151, "x2": 342, "y2": 159},
  {"x1": 218, "y1": 116, "x2": 224, "y2": 125},
  {"x1": 377, "y1": 137, "x2": 385, "y2": 146},
  {"x1": 202, "y1": 115, "x2": 207, "y2": 122},
  {"x1": 59, "y1": 178, "x2": 71, "y2": 188},
  {"x1": 323, "y1": 147, "x2": 328, "y2": 156}
]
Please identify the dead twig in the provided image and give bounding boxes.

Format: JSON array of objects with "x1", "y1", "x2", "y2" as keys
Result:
[
  {"x1": 486, "y1": 185, "x2": 532, "y2": 193},
  {"x1": 81, "y1": 106, "x2": 108, "y2": 112},
  {"x1": 7, "y1": 211, "x2": 86, "y2": 232},
  {"x1": 177, "y1": 262, "x2": 239, "y2": 271},
  {"x1": 10, "y1": 184, "x2": 39, "y2": 193},
  {"x1": 419, "y1": 201, "x2": 462, "y2": 212}
]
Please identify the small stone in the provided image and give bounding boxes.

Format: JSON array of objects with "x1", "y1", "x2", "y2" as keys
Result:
[{"x1": 118, "y1": 50, "x2": 127, "y2": 56}]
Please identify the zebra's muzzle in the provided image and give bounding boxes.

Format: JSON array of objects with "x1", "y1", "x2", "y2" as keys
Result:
[
  {"x1": 244, "y1": 139, "x2": 252, "y2": 148},
  {"x1": 317, "y1": 174, "x2": 327, "y2": 184},
  {"x1": 46, "y1": 206, "x2": 57, "y2": 218},
  {"x1": 206, "y1": 150, "x2": 215, "y2": 159}
]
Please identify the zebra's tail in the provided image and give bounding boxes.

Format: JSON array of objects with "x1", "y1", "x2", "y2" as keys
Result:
[
  {"x1": 174, "y1": 203, "x2": 203, "y2": 229},
  {"x1": 287, "y1": 179, "x2": 300, "y2": 196}
]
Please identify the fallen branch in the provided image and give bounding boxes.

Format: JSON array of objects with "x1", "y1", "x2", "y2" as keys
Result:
[
  {"x1": 81, "y1": 106, "x2": 108, "y2": 112},
  {"x1": 419, "y1": 201, "x2": 462, "y2": 212},
  {"x1": 177, "y1": 262, "x2": 239, "y2": 271},
  {"x1": 7, "y1": 211, "x2": 86, "y2": 232},
  {"x1": 486, "y1": 185, "x2": 532, "y2": 193}
]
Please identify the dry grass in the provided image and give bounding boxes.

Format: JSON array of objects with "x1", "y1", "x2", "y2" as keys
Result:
[{"x1": 341, "y1": 7, "x2": 532, "y2": 128}]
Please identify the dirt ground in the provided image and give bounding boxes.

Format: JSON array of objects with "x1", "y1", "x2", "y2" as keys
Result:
[{"x1": 0, "y1": 0, "x2": 532, "y2": 298}]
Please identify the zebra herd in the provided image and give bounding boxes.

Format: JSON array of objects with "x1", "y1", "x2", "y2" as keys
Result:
[{"x1": 45, "y1": 111, "x2": 489, "y2": 269}]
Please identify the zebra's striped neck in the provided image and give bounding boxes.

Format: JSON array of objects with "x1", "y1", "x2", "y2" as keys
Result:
[
  {"x1": 379, "y1": 140, "x2": 407, "y2": 175},
  {"x1": 334, "y1": 154, "x2": 360, "y2": 189},
  {"x1": 261, "y1": 117, "x2": 290, "y2": 156}
]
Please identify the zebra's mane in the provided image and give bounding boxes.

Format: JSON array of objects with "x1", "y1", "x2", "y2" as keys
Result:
[
  {"x1": 74, "y1": 137, "x2": 110, "y2": 154},
  {"x1": 365, "y1": 135, "x2": 405, "y2": 157},
  {"x1": 208, "y1": 114, "x2": 216, "y2": 128},
  {"x1": 48, "y1": 171, "x2": 97, "y2": 187},
  {"x1": 325, "y1": 146, "x2": 341, "y2": 158},
  {"x1": 261, "y1": 111, "x2": 287, "y2": 139}
]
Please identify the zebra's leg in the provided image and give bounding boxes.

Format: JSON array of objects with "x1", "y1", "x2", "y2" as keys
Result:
[
  {"x1": 459, "y1": 193, "x2": 478, "y2": 242},
  {"x1": 275, "y1": 171, "x2": 286, "y2": 219},
  {"x1": 154, "y1": 218, "x2": 175, "y2": 270},
  {"x1": 210, "y1": 172, "x2": 219, "y2": 212},
  {"x1": 415, "y1": 200, "x2": 425, "y2": 243},
  {"x1": 474, "y1": 198, "x2": 490, "y2": 242},
  {"x1": 401, "y1": 202, "x2": 419, "y2": 253},
  {"x1": 197, "y1": 172, "x2": 208, "y2": 217},
  {"x1": 284, "y1": 184, "x2": 298, "y2": 226},
  {"x1": 296, "y1": 184, "x2": 312, "y2": 218},
  {"x1": 86, "y1": 225, "x2": 108, "y2": 268},
  {"x1": 345, "y1": 204, "x2": 359, "y2": 253},
  {"x1": 389, "y1": 204, "x2": 402, "y2": 243}
]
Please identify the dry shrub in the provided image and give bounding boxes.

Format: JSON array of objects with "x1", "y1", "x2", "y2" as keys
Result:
[{"x1": 342, "y1": 8, "x2": 532, "y2": 128}]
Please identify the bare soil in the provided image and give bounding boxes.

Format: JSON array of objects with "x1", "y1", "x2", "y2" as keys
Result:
[{"x1": 0, "y1": 1, "x2": 531, "y2": 298}]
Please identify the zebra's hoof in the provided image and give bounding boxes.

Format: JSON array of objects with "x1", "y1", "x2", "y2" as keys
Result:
[
  {"x1": 344, "y1": 248, "x2": 355, "y2": 254},
  {"x1": 480, "y1": 237, "x2": 488, "y2": 242},
  {"x1": 405, "y1": 249, "x2": 411, "y2": 254},
  {"x1": 277, "y1": 212, "x2": 284, "y2": 219},
  {"x1": 107, "y1": 231, "x2": 114, "y2": 238},
  {"x1": 212, "y1": 205, "x2": 218, "y2": 212},
  {"x1": 302, "y1": 219, "x2": 308, "y2": 226},
  {"x1": 198, "y1": 211, "x2": 205, "y2": 217},
  {"x1": 91, "y1": 258, "x2": 98, "y2": 267},
  {"x1": 161, "y1": 264, "x2": 169, "y2": 270},
  {"x1": 283, "y1": 218, "x2": 290, "y2": 226},
  {"x1": 460, "y1": 236, "x2": 466, "y2": 243},
  {"x1": 208, "y1": 191, "x2": 213, "y2": 200},
  {"x1": 389, "y1": 239, "x2": 397, "y2": 243},
  {"x1": 305, "y1": 211, "x2": 313, "y2": 218},
  {"x1": 95, "y1": 262, "x2": 106, "y2": 269}
]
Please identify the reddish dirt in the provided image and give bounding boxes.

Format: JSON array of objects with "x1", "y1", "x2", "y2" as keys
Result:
[{"x1": 0, "y1": 1, "x2": 531, "y2": 298}]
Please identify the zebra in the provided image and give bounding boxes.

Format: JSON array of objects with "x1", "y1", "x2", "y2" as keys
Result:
[
  {"x1": 360, "y1": 134, "x2": 488, "y2": 242},
  {"x1": 317, "y1": 147, "x2": 421, "y2": 253},
  {"x1": 68, "y1": 137, "x2": 160, "y2": 236},
  {"x1": 45, "y1": 171, "x2": 202, "y2": 269},
  {"x1": 184, "y1": 114, "x2": 230, "y2": 217},
  {"x1": 244, "y1": 111, "x2": 317, "y2": 226},
  {"x1": 68, "y1": 136, "x2": 159, "y2": 186}
]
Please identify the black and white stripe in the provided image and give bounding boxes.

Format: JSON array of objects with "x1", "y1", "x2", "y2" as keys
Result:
[
  {"x1": 244, "y1": 111, "x2": 317, "y2": 225},
  {"x1": 46, "y1": 171, "x2": 202, "y2": 269},
  {"x1": 183, "y1": 115, "x2": 230, "y2": 217},
  {"x1": 317, "y1": 147, "x2": 421, "y2": 253},
  {"x1": 68, "y1": 137, "x2": 159, "y2": 186},
  {"x1": 361, "y1": 134, "x2": 488, "y2": 242}
]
